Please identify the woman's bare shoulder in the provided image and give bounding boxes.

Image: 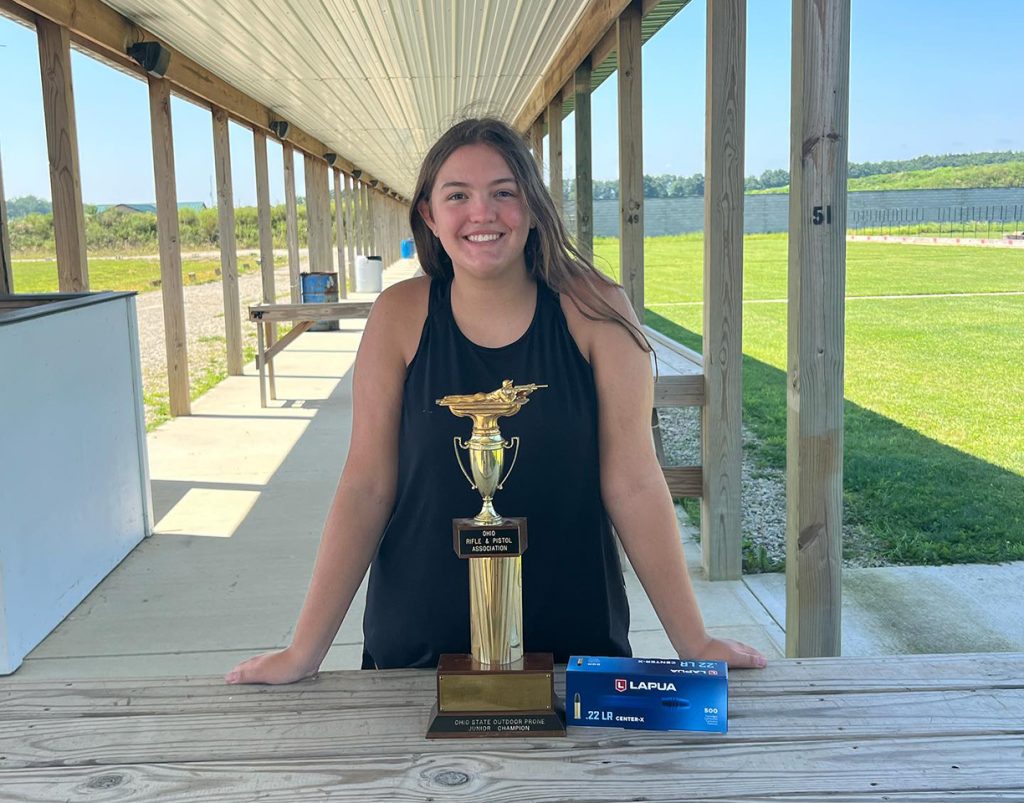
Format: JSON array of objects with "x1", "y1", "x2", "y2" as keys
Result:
[
  {"x1": 376, "y1": 273, "x2": 431, "y2": 310},
  {"x1": 368, "y1": 275, "x2": 432, "y2": 365},
  {"x1": 557, "y1": 273, "x2": 638, "y2": 362}
]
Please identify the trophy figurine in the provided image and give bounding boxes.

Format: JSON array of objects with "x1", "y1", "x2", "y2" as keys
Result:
[{"x1": 426, "y1": 380, "x2": 566, "y2": 738}]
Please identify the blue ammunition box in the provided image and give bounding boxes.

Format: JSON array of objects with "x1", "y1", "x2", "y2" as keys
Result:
[{"x1": 566, "y1": 655, "x2": 728, "y2": 733}]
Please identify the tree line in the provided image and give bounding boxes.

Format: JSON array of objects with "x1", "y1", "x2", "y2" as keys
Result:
[
  {"x1": 7, "y1": 203, "x2": 312, "y2": 256},
  {"x1": 578, "y1": 150, "x2": 1024, "y2": 200}
]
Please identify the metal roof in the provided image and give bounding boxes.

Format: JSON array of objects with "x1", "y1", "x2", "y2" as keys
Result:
[{"x1": 97, "y1": 0, "x2": 596, "y2": 197}]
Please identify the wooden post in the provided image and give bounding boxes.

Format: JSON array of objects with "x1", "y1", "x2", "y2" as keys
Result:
[
  {"x1": 702, "y1": 0, "x2": 746, "y2": 580},
  {"x1": 303, "y1": 154, "x2": 329, "y2": 274},
  {"x1": 333, "y1": 169, "x2": 347, "y2": 297},
  {"x1": 147, "y1": 76, "x2": 190, "y2": 416},
  {"x1": 36, "y1": 17, "x2": 88, "y2": 292},
  {"x1": 574, "y1": 58, "x2": 594, "y2": 260},
  {"x1": 362, "y1": 182, "x2": 372, "y2": 256},
  {"x1": 253, "y1": 130, "x2": 276, "y2": 305},
  {"x1": 376, "y1": 193, "x2": 383, "y2": 258},
  {"x1": 786, "y1": 0, "x2": 850, "y2": 658},
  {"x1": 351, "y1": 178, "x2": 362, "y2": 263},
  {"x1": 212, "y1": 108, "x2": 243, "y2": 376},
  {"x1": 375, "y1": 191, "x2": 382, "y2": 258},
  {"x1": 530, "y1": 119, "x2": 544, "y2": 171},
  {"x1": 366, "y1": 188, "x2": 376, "y2": 257},
  {"x1": 317, "y1": 161, "x2": 332, "y2": 272},
  {"x1": 0, "y1": 150, "x2": 12, "y2": 295},
  {"x1": 617, "y1": 1, "x2": 644, "y2": 319},
  {"x1": 547, "y1": 97, "x2": 563, "y2": 216},
  {"x1": 343, "y1": 173, "x2": 356, "y2": 288},
  {"x1": 282, "y1": 142, "x2": 301, "y2": 303}
]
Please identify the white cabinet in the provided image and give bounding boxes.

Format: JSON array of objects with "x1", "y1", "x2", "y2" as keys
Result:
[{"x1": 0, "y1": 292, "x2": 152, "y2": 674}]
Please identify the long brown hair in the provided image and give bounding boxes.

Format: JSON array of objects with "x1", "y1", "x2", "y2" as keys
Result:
[{"x1": 409, "y1": 117, "x2": 651, "y2": 353}]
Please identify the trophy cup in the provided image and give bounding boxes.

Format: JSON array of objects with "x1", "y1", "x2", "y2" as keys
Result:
[{"x1": 426, "y1": 380, "x2": 566, "y2": 738}]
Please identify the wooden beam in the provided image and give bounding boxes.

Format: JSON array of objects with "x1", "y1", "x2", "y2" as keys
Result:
[
  {"x1": 360, "y1": 181, "x2": 371, "y2": 256},
  {"x1": 653, "y1": 375, "x2": 704, "y2": 408},
  {"x1": 350, "y1": 178, "x2": 362, "y2": 261},
  {"x1": 333, "y1": 169, "x2": 347, "y2": 297},
  {"x1": 36, "y1": 16, "x2": 88, "y2": 292},
  {"x1": 700, "y1": 0, "x2": 746, "y2": 581},
  {"x1": 529, "y1": 119, "x2": 545, "y2": 171},
  {"x1": 282, "y1": 143, "x2": 301, "y2": 303},
  {"x1": 248, "y1": 301, "x2": 373, "y2": 323},
  {"x1": 514, "y1": 0, "x2": 633, "y2": 131},
  {"x1": 663, "y1": 466, "x2": 703, "y2": 499},
  {"x1": 367, "y1": 188, "x2": 376, "y2": 257},
  {"x1": 0, "y1": 149, "x2": 12, "y2": 295},
  {"x1": 303, "y1": 154, "x2": 330, "y2": 274},
  {"x1": 516, "y1": 0, "x2": 673, "y2": 133},
  {"x1": 574, "y1": 58, "x2": 594, "y2": 260},
  {"x1": 547, "y1": 97, "x2": 563, "y2": 216},
  {"x1": 147, "y1": 76, "x2": 189, "y2": 416},
  {"x1": 7, "y1": 0, "x2": 394, "y2": 186},
  {"x1": 343, "y1": 173, "x2": 356, "y2": 288},
  {"x1": 253, "y1": 131, "x2": 276, "y2": 305},
  {"x1": 317, "y1": 161, "x2": 332, "y2": 271},
  {"x1": 253, "y1": 128, "x2": 277, "y2": 380},
  {"x1": 786, "y1": 0, "x2": 850, "y2": 658},
  {"x1": 593, "y1": 26, "x2": 617, "y2": 70},
  {"x1": 617, "y1": 1, "x2": 644, "y2": 320},
  {"x1": 212, "y1": 108, "x2": 243, "y2": 376}
]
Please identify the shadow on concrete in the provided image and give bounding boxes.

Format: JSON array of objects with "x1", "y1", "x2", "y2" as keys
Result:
[{"x1": 152, "y1": 479, "x2": 268, "y2": 522}]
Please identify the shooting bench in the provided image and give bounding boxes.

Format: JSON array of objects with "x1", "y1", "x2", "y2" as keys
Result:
[
  {"x1": 2, "y1": 653, "x2": 1021, "y2": 799},
  {"x1": 248, "y1": 302, "x2": 373, "y2": 407}
]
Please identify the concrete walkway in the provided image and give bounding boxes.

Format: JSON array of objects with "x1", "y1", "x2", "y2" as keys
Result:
[{"x1": 7, "y1": 260, "x2": 1023, "y2": 680}]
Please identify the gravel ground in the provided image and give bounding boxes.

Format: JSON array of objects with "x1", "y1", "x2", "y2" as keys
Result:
[
  {"x1": 658, "y1": 406, "x2": 884, "y2": 569},
  {"x1": 136, "y1": 262, "x2": 293, "y2": 427}
]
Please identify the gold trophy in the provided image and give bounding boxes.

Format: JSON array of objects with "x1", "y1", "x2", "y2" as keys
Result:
[{"x1": 426, "y1": 380, "x2": 566, "y2": 738}]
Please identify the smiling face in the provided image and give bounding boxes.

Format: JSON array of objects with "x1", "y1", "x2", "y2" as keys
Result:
[{"x1": 417, "y1": 143, "x2": 532, "y2": 283}]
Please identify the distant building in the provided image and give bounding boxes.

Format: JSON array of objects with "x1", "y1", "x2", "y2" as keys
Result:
[{"x1": 93, "y1": 202, "x2": 206, "y2": 213}]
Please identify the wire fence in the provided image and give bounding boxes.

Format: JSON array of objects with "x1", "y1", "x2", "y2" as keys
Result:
[{"x1": 849, "y1": 204, "x2": 1024, "y2": 238}]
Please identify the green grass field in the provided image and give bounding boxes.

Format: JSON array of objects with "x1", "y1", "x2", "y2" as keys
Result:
[
  {"x1": 10, "y1": 254, "x2": 281, "y2": 295},
  {"x1": 593, "y1": 233, "x2": 1024, "y2": 566}
]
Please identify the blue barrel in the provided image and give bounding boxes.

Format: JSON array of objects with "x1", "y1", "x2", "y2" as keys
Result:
[
  {"x1": 400, "y1": 238, "x2": 415, "y2": 259},
  {"x1": 300, "y1": 272, "x2": 339, "y2": 332}
]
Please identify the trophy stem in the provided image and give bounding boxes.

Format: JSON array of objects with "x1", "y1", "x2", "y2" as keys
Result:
[
  {"x1": 473, "y1": 498, "x2": 503, "y2": 526},
  {"x1": 469, "y1": 556, "x2": 523, "y2": 667}
]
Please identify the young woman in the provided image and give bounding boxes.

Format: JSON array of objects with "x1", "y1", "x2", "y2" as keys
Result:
[{"x1": 225, "y1": 118, "x2": 767, "y2": 684}]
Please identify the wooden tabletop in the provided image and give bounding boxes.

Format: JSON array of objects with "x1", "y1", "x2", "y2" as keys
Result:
[
  {"x1": 2, "y1": 653, "x2": 1022, "y2": 801},
  {"x1": 248, "y1": 302, "x2": 373, "y2": 322}
]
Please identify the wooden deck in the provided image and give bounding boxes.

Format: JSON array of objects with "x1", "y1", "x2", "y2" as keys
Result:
[{"x1": 3, "y1": 653, "x2": 1022, "y2": 801}]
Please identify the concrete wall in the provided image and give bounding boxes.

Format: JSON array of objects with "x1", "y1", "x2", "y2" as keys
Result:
[{"x1": 562, "y1": 187, "x2": 1024, "y2": 237}]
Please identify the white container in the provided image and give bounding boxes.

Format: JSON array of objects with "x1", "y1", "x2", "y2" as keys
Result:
[{"x1": 355, "y1": 255, "x2": 383, "y2": 292}]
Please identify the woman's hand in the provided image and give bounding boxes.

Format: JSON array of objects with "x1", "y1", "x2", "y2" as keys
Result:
[
  {"x1": 224, "y1": 647, "x2": 319, "y2": 685},
  {"x1": 690, "y1": 636, "x2": 768, "y2": 669}
]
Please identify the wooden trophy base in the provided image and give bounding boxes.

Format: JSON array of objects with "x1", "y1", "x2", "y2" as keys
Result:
[{"x1": 426, "y1": 653, "x2": 566, "y2": 738}]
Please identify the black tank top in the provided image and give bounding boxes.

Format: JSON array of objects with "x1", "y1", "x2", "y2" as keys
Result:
[{"x1": 361, "y1": 278, "x2": 630, "y2": 668}]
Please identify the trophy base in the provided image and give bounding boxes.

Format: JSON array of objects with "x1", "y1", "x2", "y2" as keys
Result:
[
  {"x1": 426, "y1": 703, "x2": 566, "y2": 738},
  {"x1": 426, "y1": 653, "x2": 566, "y2": 739}
]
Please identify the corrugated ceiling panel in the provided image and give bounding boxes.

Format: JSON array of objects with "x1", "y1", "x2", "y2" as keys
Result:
[{"x1": 95, "y1": 1, "x2": 637, "y2": 195}]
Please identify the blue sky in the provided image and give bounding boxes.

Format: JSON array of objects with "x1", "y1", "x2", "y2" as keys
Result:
[{"x1": 2, "y1": 0, "x2": 1022, "y2": 206}]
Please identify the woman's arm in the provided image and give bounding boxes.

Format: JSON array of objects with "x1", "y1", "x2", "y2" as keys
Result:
[
  {"x1": 226, "y1": 279, "x2": 428, "y2": 684},
  {"x1": 565, "y1": 286, "x2": 767, "y2": 669}
]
